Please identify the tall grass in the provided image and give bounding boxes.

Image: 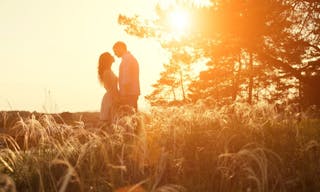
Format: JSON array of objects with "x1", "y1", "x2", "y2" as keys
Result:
[{"x1": 0, "y1": 103, "x2": 319, "y2": 192}]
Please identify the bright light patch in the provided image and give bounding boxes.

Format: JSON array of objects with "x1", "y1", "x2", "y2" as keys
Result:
[
  {"x1": 192, "y1": 0, "x2": 213, "y2": 7},
  {"x1": 169, "y1": 9, "x2": 189, "y2": 33}
]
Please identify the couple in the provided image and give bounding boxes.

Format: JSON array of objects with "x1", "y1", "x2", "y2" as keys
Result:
[{"x1": 98, "y1": 41, "x2": 140, "y2": 122}]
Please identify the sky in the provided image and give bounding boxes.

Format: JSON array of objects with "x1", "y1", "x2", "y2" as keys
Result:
[{"x1": 0, "y1": 0, "x2": 168, "y2": 113}]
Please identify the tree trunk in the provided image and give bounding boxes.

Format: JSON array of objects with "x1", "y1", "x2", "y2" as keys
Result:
[
  {"x1": 179, "y1": 69, "x2": 186, "y2": 100},
  {"x1": 248, "y1": 52, "x2": 253, "y2": 104},
  {"x1": 171, "y1": 86, "x2": 176, "y2": 101},
  {"x1": 233, "y1": 51, "x2": 242, "y2": 101}
]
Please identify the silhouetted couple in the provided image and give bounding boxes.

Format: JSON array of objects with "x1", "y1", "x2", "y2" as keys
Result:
[{"x1": 98, "y1": 41, "x2": 140, "y2": 122}]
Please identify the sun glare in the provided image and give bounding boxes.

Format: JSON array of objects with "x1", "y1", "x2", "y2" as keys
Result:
[
  {"x1": 168, "y1": 9, "x2": 190, "y2": 34},
  {"x1": 192, "y1": 0, "x2": 213, "y2": 7}
]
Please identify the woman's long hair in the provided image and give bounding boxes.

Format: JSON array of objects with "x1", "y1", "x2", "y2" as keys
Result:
[{"x1": 98, "y1": 52, "x2": 114, "y2": 85}]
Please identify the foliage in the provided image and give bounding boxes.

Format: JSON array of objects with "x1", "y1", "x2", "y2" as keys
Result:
[
  {"x1": 0, "y1": 104, "x2": 320, "y2": 191},
  {"x1": 118, "y1": 0, "x2": 320, "y2": 107}
]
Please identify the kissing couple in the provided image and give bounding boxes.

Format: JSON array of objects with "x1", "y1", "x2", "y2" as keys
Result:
[{"x1": 98, "y1": 41, "x2": 140, "y2": 122}]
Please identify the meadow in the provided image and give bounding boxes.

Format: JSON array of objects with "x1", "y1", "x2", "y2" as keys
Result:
[{"x1": 0, "y1": 103, "x2": 320, "y2": 192}]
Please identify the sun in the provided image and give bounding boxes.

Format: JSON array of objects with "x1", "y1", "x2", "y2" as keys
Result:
[{"x1": 168, "y1": 9, "x2": 190, "y2": 34}]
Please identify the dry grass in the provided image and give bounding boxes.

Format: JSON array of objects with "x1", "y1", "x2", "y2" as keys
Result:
[{"x1": 0, "y1": 103, "x2": 319, "y2": 191}]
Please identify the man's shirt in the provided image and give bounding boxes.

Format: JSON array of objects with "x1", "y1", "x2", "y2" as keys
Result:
[{"x1": 119, "y1": 51, "x2": 140, "y2": 96}]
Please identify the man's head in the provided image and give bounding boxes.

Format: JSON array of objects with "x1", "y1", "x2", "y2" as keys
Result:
[{"x1": 113, "y1": 41, "x2": 127, "y2": 58}]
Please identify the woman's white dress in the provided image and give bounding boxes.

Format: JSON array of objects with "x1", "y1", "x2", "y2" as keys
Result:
[{"x1": 100, "y1": 70, "x2": 119, "y2": 121}]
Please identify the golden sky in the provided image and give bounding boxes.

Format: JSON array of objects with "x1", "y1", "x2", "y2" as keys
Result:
[{"x1": 0, "y1": 0, "x2": 167, "y2": 112}]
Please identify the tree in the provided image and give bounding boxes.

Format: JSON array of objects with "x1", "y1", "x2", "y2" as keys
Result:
[
  {"x1": 146, "y1": 44, "x2": 200, "y2": 105},
  {"x1": 118, "y1": 0, "x2": 320, "y2": 107}
]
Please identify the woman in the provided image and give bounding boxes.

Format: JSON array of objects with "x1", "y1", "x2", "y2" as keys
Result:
[{"x1": 98, "y1": 52, "x2": 119, "y2": 122}]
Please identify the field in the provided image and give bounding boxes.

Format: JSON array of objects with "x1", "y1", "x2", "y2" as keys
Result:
[{"x1": 0, "y1": 103, "x2": 320, "y2": 192}]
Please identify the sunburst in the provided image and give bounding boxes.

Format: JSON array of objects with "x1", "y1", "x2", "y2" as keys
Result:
[{"x1": 168, "y1": 8, "x2": 190, "y2": 34}]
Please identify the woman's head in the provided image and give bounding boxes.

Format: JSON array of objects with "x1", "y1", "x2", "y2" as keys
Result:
[{"x1": 98, "y1": 52, "x2": 114, "y2": 84}]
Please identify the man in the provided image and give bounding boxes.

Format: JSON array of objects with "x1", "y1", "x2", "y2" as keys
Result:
[{"x1": 113, "y1": 41, "x2": 140, "y2": 111}]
